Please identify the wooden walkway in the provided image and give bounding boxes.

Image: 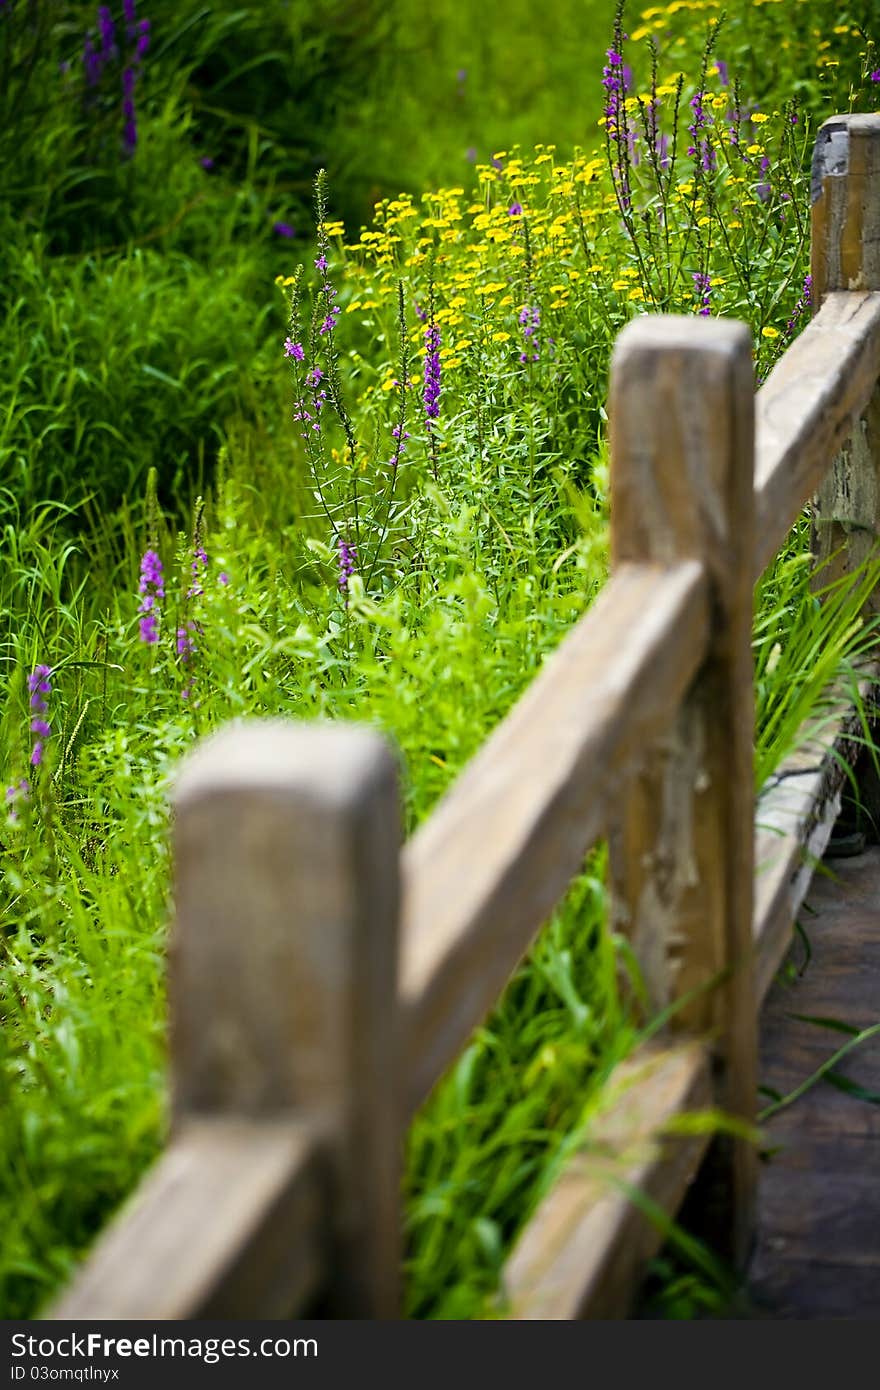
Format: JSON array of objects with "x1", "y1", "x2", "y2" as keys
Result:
[{"x1": 747, "y1": 846, "x2": 880, "y2": 1319}]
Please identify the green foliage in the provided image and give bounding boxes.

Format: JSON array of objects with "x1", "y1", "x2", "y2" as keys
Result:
[{"x1": 2, "y1": 0, "x2": 880, "y2": 1323}]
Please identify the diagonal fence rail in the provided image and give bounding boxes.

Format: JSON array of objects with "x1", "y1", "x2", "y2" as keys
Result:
[{"x1": 47, "y1": 112, "x2": 880, "y2": 1322}]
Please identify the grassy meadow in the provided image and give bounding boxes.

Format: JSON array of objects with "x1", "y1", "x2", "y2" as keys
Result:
[{"x1": 1, "y1": 0, "x2": 880, "y2": 1320}]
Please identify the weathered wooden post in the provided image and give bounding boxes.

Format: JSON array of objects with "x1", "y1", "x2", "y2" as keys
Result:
[
  {"x1": 811, "y1": 114, "x2": 880, "y2": 842},
  {"x1": 607, "y1": 316, "x2": 757, "y2": 1267},
  {"x1": 811, "y1": 114, "x2": 880, "y2": 601},
  {"x1": 172, "y1": 719, "x2": 403, "y2": 1317}
]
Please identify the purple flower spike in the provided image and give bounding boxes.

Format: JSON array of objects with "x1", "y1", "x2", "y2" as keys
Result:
[
  {"x1": 508, "y1": 202, "x2": 523, "y2": 216},
  {"x1": 423, "y1": 323, "x2": 442, "y2": 420},
  {"x1": 135, "y1": 17, "x2": 150, "y2": 62},
  {"x1": 98, "y1": 6, "x2": 116, "y2": 56},
  {"x1": 273, "y1": 221, "x2": 296, "y2": 238},
  {"x1": 26, "y1": 666, "x2": 53, "y2": 766},
  {"x1": 693, "y1": 271, "x2": 712, "y2": 317},
  {"x1": 337, "y1": 537, "x2": 358, "y2": 602},
  {"x1": 138, "y1": 549, "x2": 164, "y2": 644},
  {"x1": 83, "y1": 34, "x2": 102, "y2": 86},
  {"x1": 284, "y1": 338, "x2": 305, "y2": 360}
]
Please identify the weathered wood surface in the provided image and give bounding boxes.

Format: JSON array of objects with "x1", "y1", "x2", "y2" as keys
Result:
[
  {"x1": 811, "y1": 117, "x2": 880, "y2": 622},
  {"x1": 607, "y1": 315, "x2": 757, "y2": 1265},
  {"x1": 811, "y1": 114, "x2": 880, "y2": 300},
  {"x1": 170, "y1": 720, "x2": 403, "y2": 1317},
  {"x1": 753, "y1": 291, "x2": 880, "y2": 579},
  {"x1": 752, "y1": 669, "x2": 878, "y2": 1007},
  {"x1": 502, "y1": 1042, "x2": 711, "y2": 1319},
  {"x1": 48, "y1": 1120, "x2": 324, "y2": 1319},
  {"x1": 748, "y1": 847, "x2": 880, "y2": 1319},
  {"x1": 400, "y1": 559, "x2": 709, "y2": 1117}
]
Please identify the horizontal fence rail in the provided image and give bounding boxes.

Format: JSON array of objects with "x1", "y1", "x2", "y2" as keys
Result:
[{"x1": 46, "y1": 112, "x2": 880, "y2": 1322}]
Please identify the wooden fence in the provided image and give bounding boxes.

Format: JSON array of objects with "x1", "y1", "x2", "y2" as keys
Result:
[{"x1": 48, "y1": 113, "x2": 880, "y2": 1321}]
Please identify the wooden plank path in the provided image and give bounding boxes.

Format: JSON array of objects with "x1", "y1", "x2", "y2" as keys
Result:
[{"x1": 747, "y1": 846, "x2": 880, "y2": 1319}]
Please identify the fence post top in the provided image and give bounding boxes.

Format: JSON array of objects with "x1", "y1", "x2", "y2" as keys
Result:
[
  {"x1": 612, "y1": 313, "x2": 753, "y2": 362},
  {"x1": 812, "y1": 113, "x2": 880, "y2": 193},
  {"x1": 172, "y1": 717, "x2": 397, "y2": 809},
  {"x1": 814, "y1": 111, "x2": 880, "y2": 139}
]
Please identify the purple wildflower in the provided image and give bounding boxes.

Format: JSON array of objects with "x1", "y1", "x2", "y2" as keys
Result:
[
  {"x1": 306, "y1": 366, "x2": 323, "y2": 389},
  {"x1": 315, "y1": 254, "x2": 328, "y2": 271},
  {"x1": 5, "y1": 778, "x2": 31, "y2": 822},
  {"x1": 98, "y1": 6, "x2": 116, "y2": 56},
  {"x1": 138, "y1": 549, "x2": 164, "y2": 644},
  {"x1": 784, "y1": 274, "x2": 813, "y2": 340},
  {"x1": 320, "y1": 312, "x2": 340, "y2": 335},
  {"x1": 134, "y1": 17, "x2": 150, "y2": 63},
  {"x1": 715, "y1": 59, "x2": 729, "y2": 86},
  {"x1": 123, "y1": 0, "x2": 137, "y2": 40},
  {"x1": 602, "y1": 47, "x2": 625, "y2": 140},
  {"x1": 28, "y1": 665, "x2": 52, "y2": 710},
  {"x1": 756, "y1": 155, "x2": 771, "y2": 203},
  {"x1": 656, "y1": 132, "x2": 670, "y2": 170},
  {"x1": 688, "y1": 91, "x2": 715, "y2": 173},
  {"x1": 83, "y1": 33, "x2": 102, "y2": 86},
  {"x1": 273, "y1": 221, "x2": 295, "y2": 238},
  {"x1": 871, "y1": 71, "x2": 880, "y2": 82},
  {"x1": 200, "y1": 155, "x2": 215, "y2": 170},
  {"x1": 187, "y1": 545, "x2": 208, "y2": 599},
  {"x1": 518, "y1": 304, "x2": 541, "y2": 363},
  {"x1": 177, "y1": 623, "x2": 197, "y2": 661},
  {"x1": 414, "y1": 301, "x2": 428, "y2": 322},
  {"x1": 122, "y1": 66, "x2": 137, "y2": 154},
  {"x1": 423, "y1": 323, "x2": 442, "y2": 420},
  {"x1": 337, "y1": 537, "x2": 357, "y2": 601},
  {"x1": 602, "y1": 37, "x2": 632, "y2": 212},
  {"x1": 693, "y1": 271, "x2": 711, "y2": 317},
  {"x1": 284, "y1": 338, "x2": 305, "y2": 360},
  {"x1": 27, "y1": 666, "x2": 53, "y2": 767},
  {"x1": 218, "y1": 571, "x2": 229, "y2": 586},
  {"x1": 508, "y1": 201, "x2": 523, "y2": 216}
]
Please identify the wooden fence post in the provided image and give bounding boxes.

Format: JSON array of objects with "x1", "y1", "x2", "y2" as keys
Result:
[
  {"x1": 608, "y1": 316, "x2": 757, "y2": 1267},
  {"x1": 171, "y1": 719, "x2": 402, "y2": 1318},
  {"x1": 811, "y1": 115, "x2": 880, "y2": 841},
  {"x1": 811, "y1": 114, "x2": 880, "y2": 605}
]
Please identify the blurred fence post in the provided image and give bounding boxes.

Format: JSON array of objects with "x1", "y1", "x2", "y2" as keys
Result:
[
  {"x1": 171, "y1": 718, "x2": 403, "y2": 1317},
  {"x1": 811, "y1": 114, "x2": 880, "y2": 610},
  {"x1": 607, "y1": 315, "x2": 757, "y2": 1266}
]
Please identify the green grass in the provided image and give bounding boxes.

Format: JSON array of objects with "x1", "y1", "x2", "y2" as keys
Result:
[{"x1": 1, "y1": 0, "x2": 880, "y2": 1322}]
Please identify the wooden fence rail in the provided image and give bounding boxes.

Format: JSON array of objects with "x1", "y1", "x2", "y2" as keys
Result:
[{"x1": 48, "y1": 112, "x2": 880, "y2": 1321}]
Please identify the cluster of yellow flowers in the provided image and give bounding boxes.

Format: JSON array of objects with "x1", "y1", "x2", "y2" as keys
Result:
[{"x1": 277, "y1": 0, "x2": 876, "y2": 427}]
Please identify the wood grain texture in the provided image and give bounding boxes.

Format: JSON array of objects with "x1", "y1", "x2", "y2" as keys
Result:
[
  {"x1": 811, "y1": 118, "x2": 880, "y2": 631},
  {"x1": 811, "y1": 114, "x2": 880, "y2": 299},
  {"x1": 608, "y1": 315, "x2": 758, "y2": 1266},
  {"x1": 752, "y1": 670, "x2": 878, "y2": 1007},
  {"x1": 400, "y1": 559, "x2": 709, "y2": 1117},
  {"x1": 753, "y1": 291, "x2": 880, "y2": 578},
  {"x1": 47, "y1": 1120, "x2": 324, "y2": 1319},
  {"x1": 171, "y1": 720, "x2": 403, "y2": 1317},
  {"x1": 502, "y1": 1042, "x2": 711, "y2": 1319}
]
